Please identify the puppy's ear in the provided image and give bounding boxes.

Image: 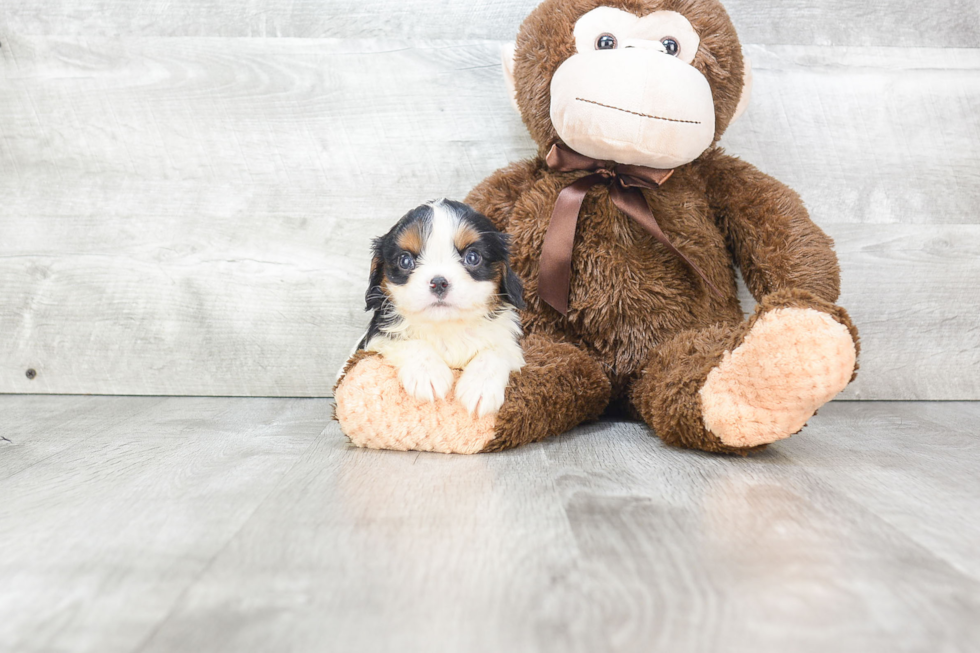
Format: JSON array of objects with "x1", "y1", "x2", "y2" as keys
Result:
[
  {"x1": 365, "y1": 240, "x2": 386, "y2": 312},
  {"x1": 500, "y1": 263, "x2": 526, "y2": 310}
]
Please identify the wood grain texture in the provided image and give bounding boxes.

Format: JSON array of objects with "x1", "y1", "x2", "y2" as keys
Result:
[
  {"x1": 0, "y1": 395, "x2": 166, "y2": 480},
  {"x1": 807, "y1": 223, "x2": 978, "y2": 400},
  {"x1": 2, "y1": 0, "x2": 978, "y2": 47},
  {"x1": 1, "y1": 36, "x2": 977, "y2": 397},
  {"x1": 0, "y1": 397, "x2": 326, "y2": 653},
  {"x1": 1, "y1": 396, "x2": 978, "y2": 652},
  {"x1": 729, "y1": 45, "x2": 980, "y2": 227},
  {"x1": 0, "y1": 34, "x2": 534, "y2": 396}
]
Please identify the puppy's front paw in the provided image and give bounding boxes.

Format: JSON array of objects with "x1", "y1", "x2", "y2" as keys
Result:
[
  {"x1": 456, "y1": 358, "x2": 511, "y2": 417},
  {"x1": 398, "y1": 358, "x2": 455, "y2": 403}
]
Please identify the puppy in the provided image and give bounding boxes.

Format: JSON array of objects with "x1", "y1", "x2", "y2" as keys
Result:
[{"x1": 358, "y1": 199, "x2": 525, "y2": 417}]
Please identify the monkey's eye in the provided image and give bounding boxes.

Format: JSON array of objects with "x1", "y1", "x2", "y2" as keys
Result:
[
  {"x1": 398, "y1": 253, "x2": 416, "y2": 271},
  {"x1": 463, "y1": 249, "x2": 482, "y2": 267},
  {"x1": 595, "y1": 33, "x2": 618, "y2": 50},
  {"x1": 661, "y1": 38, "x2": 679, "y2": 56}
]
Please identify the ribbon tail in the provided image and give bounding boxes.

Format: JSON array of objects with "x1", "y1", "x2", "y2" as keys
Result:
[
  {"x1": 610, "y1": 186, "x2": 725, "y2": 300},
  {"x1": 538, "y1": 175, "x2": 601, "y2": 315}
]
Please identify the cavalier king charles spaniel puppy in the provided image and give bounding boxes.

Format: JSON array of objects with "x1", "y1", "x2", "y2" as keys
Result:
[{"x1": 357, "y1": 199, "x2": 525, "y2": 417}]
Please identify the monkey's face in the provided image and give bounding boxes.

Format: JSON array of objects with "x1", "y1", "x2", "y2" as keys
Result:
[
  {"x1": 551, "y1": 7, "x2": 715, "y2": 169},
  {"x1": 510, "y1": 0, "x2": 748, "y2": 169}
]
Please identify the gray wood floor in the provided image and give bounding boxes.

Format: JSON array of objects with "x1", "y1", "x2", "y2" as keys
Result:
[{"x1": 2, "y1": 396, "x2": 978, "y2": 652}]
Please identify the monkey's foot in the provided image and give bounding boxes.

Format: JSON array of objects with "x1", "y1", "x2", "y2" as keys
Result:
[{"x1": 699, "y1": 307, "x2": 857, "y2": 448}]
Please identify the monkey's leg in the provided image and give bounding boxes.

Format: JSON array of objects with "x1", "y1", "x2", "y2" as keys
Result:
[
  {"x1": 334, "y1": 335, "x2": 611, "y2": 454},
  {"x1": 481, "y1": 334, "x2": 612, "y2": 452},
  {"x1": 631, "y1": 289, "x2": 859, "y2": 454}
]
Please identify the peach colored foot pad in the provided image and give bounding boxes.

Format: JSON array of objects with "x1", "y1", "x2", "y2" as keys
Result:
[
  {"x1": 335, "y1": 355, "x2": 497, "y2": 454},
  {"x1": 699, "y1": 308, "x2": 857, "y2": 449}
]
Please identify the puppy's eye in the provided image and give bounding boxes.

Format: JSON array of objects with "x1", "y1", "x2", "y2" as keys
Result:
[
  {"x1": 661, "y1": 38, "x2": 679, "y2": 56},
  {"x1": 398, "y1": 253, "x2": 416, "y2": 270},
  {"x1": 595, "y1": 33, "x2": 617, "y2": 50},
  {"x1": 463, "y1": 249, "x2": 482, "y2": 267}
]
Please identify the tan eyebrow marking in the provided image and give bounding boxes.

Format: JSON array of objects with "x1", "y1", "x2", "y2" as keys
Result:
[
  {"x1": 396, "y1": 223, "x2": 424, "y2": 255},
  {"x1": 453, "y1": 223, "x2": 482, "y2": 252}
]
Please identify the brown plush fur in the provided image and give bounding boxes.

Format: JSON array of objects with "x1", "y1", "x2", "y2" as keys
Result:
[
  {"x1": 630, "y1": 288, "x2": 859, "y2": 454},
  {"x1": 462, "y1": 0, "x2": 860, "y2": 454},
  {"x1": 513, "y1": 0, "x2": 745, "y2": 157},
  {"x1": 485, "y1": 334, "x2": 612, "y2": 451}
]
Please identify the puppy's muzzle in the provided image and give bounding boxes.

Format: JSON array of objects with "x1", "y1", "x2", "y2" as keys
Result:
[{"x1": 429, "y1": 276, "x2": 450, "y2": 298}]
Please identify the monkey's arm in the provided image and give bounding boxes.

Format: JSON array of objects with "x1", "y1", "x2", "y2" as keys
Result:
[
  {"x1": 699, "y1": 149, "x2": 841, "y2": 304},
  {"x1": 465, "y1": 158, "x2": 544, "y2": 231}
]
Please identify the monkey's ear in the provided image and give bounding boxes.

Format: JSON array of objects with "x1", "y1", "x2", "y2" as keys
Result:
[
  {"x1": 365, "y1": 253, "x2": 385, "y2": 312},
  {"x1": 731, "y1": 53, "x2": 753, "y2": 123},
  {"x1": 501, "y1": 42, "x2": 520, "y2": 113}
]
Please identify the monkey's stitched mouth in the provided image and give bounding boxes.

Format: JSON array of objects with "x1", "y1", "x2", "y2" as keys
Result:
[{"x1": 575, "y1": 98, "x2": 701, "y2": 125}]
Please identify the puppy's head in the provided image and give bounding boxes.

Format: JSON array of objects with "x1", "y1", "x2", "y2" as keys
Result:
[{"x1": 366, "y1": 199, "x2": 524, "y2": 322}]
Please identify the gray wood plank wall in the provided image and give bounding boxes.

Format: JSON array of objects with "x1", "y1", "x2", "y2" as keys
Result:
[
  {"x1": 1, "y1": 2, "x2": 978, "y2": 398},
  {"x1": 4, "y1": 1, "x2": 980, "y2": 46}
]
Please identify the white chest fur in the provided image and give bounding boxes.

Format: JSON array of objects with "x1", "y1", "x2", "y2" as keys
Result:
[{"x1": 367, "y1": 307, "x2": 523, "y2": 370}]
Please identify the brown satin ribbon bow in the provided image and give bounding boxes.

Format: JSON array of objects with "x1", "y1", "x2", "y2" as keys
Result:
[{"x1": 539, "y1": 143, "x2": 722, "y2": 315}]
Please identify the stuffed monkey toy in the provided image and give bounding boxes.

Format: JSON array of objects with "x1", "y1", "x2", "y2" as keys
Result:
[{"x1": 335, "y1": 0, "x2": 859, "y2": 455}]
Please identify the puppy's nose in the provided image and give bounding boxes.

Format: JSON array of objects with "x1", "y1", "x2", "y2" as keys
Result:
[{"x1": 429, "y1": 276, "x2": 450, "y2": 297}]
